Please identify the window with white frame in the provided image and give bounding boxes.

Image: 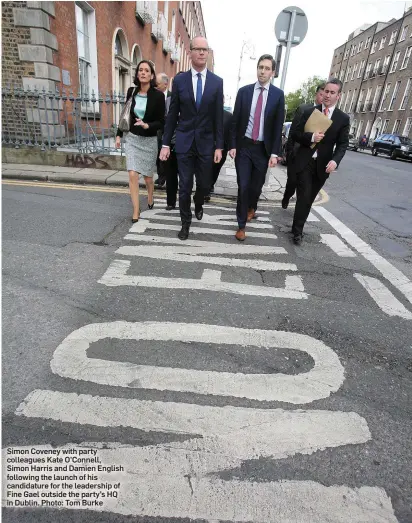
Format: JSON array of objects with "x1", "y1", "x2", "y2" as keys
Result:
[
  {"x1": 364, "y1": 120, "x2": 371, "y2": 137},
  {"x1": 339, "y1": 91, "x2": 345, "y2": 109},
  {"x1": 401, "y1": 46, "x2": 412, "y2": 69},
  {"x1": 390, "y1": 51, "x2": 401, "y2": 72},
  {"x1": 399, "y1": 25, "x2": 409, "y2": 41},
  {"x1": 371, "y1": 40, "x2": 378, "y2": 53},
  {"x1": 403, "y1": 117, "x2": 412, "y2": 137},
  {"x1": 357, "y1": 89, "x2": 365, "y2": 112},
  {"x1": 388, "y1": 80, "x2": 401, "y2": 110},
  {"x1": 358, "y1": 60, "x2": 365, "y2": 78},
  {"x1": 339, "y1": 68, "x2": 345, "y2": 81},
  {"x1": 392, "y1": 119, "x2": 401, "y2": 133},
  {"x1": 344, "y1": 48, "x2": 349, "y2": 60},
  {"x1": 358, "y1": 41, "x2": 363, "y2": 53},
  {"x1": 365, "y1": 62, "x2": 372, "y2": 79},
  {"x1": 364, "y1": 87, "x2": 372, "y2": 111},
  {"x1": 381, "y1": 119, "x2": 389, "y2": 133},
  {"x1": 379, "y1": 35, "x2": 387, "y2": 49},
  {"x1": 356, "y1": 120, "x2": 364, "y2": 138},
  {"x1": 373, "y1": 58, "x2": 380, "y2": 75},
  {"x1": 352, "y1": 62, "x2": 358, "y2": 80},
  {"x1": 75, "y1": 2, "x2": 98, "y2": 109},
  {"x1": 344, "y1": 90, "x2": 351, "y2": 112},
  {"x1": 371, "y1": 85, "x2": 382, "y2": 110},
  {"x1": 389, "y1": 30, "x2": 397, "y2": 45},
  {"x1": 400, "y1": 78, "x2": 411, "y2": 110},
  {"x1": 351, "y1": 45, "x2": 356, "y2": 56},
  {"x1": 345, "y1": 66, "x2": 351, "y2": 82},
  {"x1": 349, "y1": 90, "x2": 357, "y2": 112},
  {"x1": 379, "y1": 84, "x2": 391, "y2": 111},
  {"x1": 382, "y1": 55, "x2": 390, "y2": 74},
  {"x1": 351, "y1": 119, "x2": 357, "y2": 135},
  {"x1": 365, "y1": 36, "x2": 371, "y2": 48}
]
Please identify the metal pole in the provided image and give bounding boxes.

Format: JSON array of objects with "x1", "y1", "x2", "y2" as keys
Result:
[{"x1": 279, "y1": 9, "x2": 297, "y2": 91}]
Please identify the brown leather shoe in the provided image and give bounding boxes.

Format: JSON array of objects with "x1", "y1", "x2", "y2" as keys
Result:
[
  {"x1": 247, "y1": 208, "x2": 256, "y2": 222},
  {"x1": 235, "y1": 228, "x2": 246, "y2": 241}
]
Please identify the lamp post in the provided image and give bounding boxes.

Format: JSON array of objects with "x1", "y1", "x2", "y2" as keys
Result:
[{"x1": 237, "y1": 39, "x2": 256, "y2": 93}]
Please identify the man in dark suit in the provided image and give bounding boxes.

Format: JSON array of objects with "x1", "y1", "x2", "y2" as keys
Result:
[
  {"x1": 229, "y1": 54, "x2": 285, "y2": 241},
  {"x1": 160, "y1": 36, "x2": 224, "y2": 240},
  {"x1": 205, "y1": 106, "x2": 233, "y2": 201},
  {"x1": 282, "y1": 83, "x2": 325, "y2": 209},
  {"x1": 290, "y1": 78, "x2": 349, "y2": 245},
  {"x1": 155, "y1": 73, "x2": 172, "y2": 187}
]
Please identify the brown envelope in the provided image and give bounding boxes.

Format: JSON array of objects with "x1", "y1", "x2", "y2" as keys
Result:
[{"x1": 304, "y1": 109, "x2": 333, "y2": 148}]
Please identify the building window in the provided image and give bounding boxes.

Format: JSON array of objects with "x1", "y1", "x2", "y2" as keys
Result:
[
  {"x1": 399, "y1": 25, "x2": 409, "y2": 41},
  {"x1": 392, "y1": 119, "x2": 401, "y2": 133},
  {"x1": 345, "y1": 66, "x2": 351, "y2": 82},
  {"x1": 381, "y1": 55, "x2": 390, "y2": 74},
  {"x1": 403, "y1": 117, "x2": 412, "y2": 137},
  {"x1": 365, "y1": 62, "x2": 372, "y2": 79},
  {"x1": 344, "y1": 48, "x2": 349, "y2": 60},
  {"x1": 390, "y1": 51, "x2": 401, "y2": 72},
  {"x1": 364, "y1": 120, "x2": 371, "y2": 137},
  {"x1": 381, "y1": 119, "x2": 389, "y2": 133},
  {"x1": 388, "y1": 80, "x2": 401, "y2": 111},
  {"x1": 358, "y1": 60, "x2": 365, "y2": 78},
  {"x1": 357, "y1": 90, "x2": 365, "y2": 112},
  {"x1": 351, "y1": 45, "x2": 356, "y2": 56},
  {"x1": 379, "y1": 35, "x2": 386, "y2": 49},
  {"x1": 389, "y1": 30, "x2": 397, "y2": 45},
  {"x1": 113, "y1": 29, "x2": 130, "y2": 96},
  {"x1": 400, "y1": 46, "x2": 412, "y2": 69},
  {"x1": 365, "y1": 36, "x2": 371, "y2": 48},
  {"x1": 364, "y1": 87, "x2": 372, "y2": 111},
  {"x1": 373, "y1": 58, "x2": 380, "y2": 76},
  {"x1": 349, "y1": 90, "x2": 357, "y2": 112},
  {"x1": 370, "y1": 41, "x2": 378, "y2": 54},
  {"x1": 358, "y1": 41, "x2": 363, "y2": 53},
  {"x1": 379, "y1": 84, "x2": 391, "y2": 111},
  {"x1": 352, "y1": 63, "x2": 358, "y2": 80},
  {"x1": 339, "y1": 69, "x2": 345, "y2": 81},
  {"x1": 400, "y1": 78, "x2": 412, "y2": 110},
  {"x1": 75, "y1": 2, "x2": 98, "y2": 111},
  {"x1": 351, "y1": 119, "x2": 357, "y2": 135},
  {"x1": 371, "y1": 85, "x2": 382, "y2": 110},
  {"x1": 356, "y1": 120, "x2": 364, "y2": 138},
  {"x1": 344, "y1": 90, "x2": 351, "y2": 112}
]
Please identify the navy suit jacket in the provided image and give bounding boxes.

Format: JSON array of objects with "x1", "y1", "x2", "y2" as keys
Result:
[
  {"x1": 162, "y1": 70, "x2": 224, "y2": 155},
  {"x1": 230, "y1": 83, "x2": 285, "y2": 157}
]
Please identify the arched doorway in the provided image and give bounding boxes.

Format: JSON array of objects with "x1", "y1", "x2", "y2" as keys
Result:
[
  {"x1": 131, "y1": 44, "x2": 142, "y2": 82},
  {"x1": 112, "y1": 29, "x2": 131, "y2": 96},
  {"x1": 371, "y1": 117, "x2": 382, "y2": 140}
]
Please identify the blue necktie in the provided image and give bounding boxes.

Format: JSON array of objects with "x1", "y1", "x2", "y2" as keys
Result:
[{"x1": 196, "y1": 72, "x2": 202, "y2": 109}]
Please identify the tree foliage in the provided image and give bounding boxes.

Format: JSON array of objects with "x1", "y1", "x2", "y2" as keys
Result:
[{"x1": 285, "y1": 75, "x2": 327, "y2": 121}]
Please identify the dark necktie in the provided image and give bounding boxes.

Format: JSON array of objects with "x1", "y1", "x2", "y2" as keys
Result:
[
  {"x1": 196, "y1": 72, "x2": 202, "y2": 109},
  {"x1": 252, "y1": 87, "x2": 264, "y2": 141}
]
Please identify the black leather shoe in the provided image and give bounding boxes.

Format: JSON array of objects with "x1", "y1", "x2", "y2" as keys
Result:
[
  {"x1": 178, "y1": 225, "x2": 190, "y2": 240},
  {"x1": 165, "y1": 205, "x2": 176, "y2": 211},
  {"x1": 204, "y1": 195, "x2": 211, "y2": 202},
  {"x1": 195, "y1": 207, "x2": 203, "y2": 220},
  {"x1": 293, "y1": 233, "x2": 303, "y2": 246},
  {"x1": 281, "y1": 198, "x2": 289, "y2": 209},
  {"x1": 148, "y1": 202, "x2": 154, "y2": 210}
]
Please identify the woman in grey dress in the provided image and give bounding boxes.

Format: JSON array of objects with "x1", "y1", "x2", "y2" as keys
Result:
[{"x1": 116, "y1": 60, "x2": 165, "y2": 222}]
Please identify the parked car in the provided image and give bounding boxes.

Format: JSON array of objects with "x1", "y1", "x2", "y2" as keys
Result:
[
  {"x1": 372, "y1": 133, "x2": 412, "y2": 161},
  {"x1": 348, "y1": 134, "x2": 358, "y2": 151},
  {"x1": 280, "y1": 121, "x2": 292, "y2": 165}
]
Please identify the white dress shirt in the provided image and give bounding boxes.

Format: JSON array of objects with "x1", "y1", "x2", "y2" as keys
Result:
[
  {"x1": 245, "y1": 81, "x2": 270, "y2": 142},
  {"x1": 312, "y1": 104, "x2": 335, "y2": 159},
  {"x1": 191, "y1": 67, "x2": 207, "y2": 102}
]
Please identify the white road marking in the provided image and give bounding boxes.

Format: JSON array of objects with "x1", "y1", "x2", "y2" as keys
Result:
[
  {"x1": 130, "y1": 220, "x2": 278, "y2": 238},
  {"x1": 139, "y1": 209, "x2": 273, "y2": 229},
  {"x1": 160, "y1": 208, "x2": 271, "y2": 222},
  {"x1": 307, "y1": 212, "x2": 320, "y2": 222},
  {"x1": 354, "y1": 273, "x2": 412, "y2": 320},
  {"x1": 123, "y1": 234, "x2": 287, "y2": 254},
  {"x1": 314, "y1": 206, "x2": 412, "y2": 305},
  {"x1": 50, "y1": 321, "x2": 342, "y2": 403},
  {"x1": 320, "y1": 234, "x2": 357, "y2": 257},
  {"x1": 99, "y1": 261, "x2": 306, "y2": 299},
  {"x1": 116, "y1": 245, "x2": 297, "y2": 272}
]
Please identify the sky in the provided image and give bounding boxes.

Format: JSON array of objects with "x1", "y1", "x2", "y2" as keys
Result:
[{"x1": 201, "y1": 0, "x2": 411, "y2": 108}]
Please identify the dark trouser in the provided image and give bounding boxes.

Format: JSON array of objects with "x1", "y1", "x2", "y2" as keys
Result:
[
  {"x1": 292, "y1": 159, "x2": 326, "y2": 235},
  {"x1": 235, "y1": 140, "x2": 268, "y2": 229},
  {"x1": 164, "y1": 148, "x2": 178, "y2": 207},
  {"x1": 176, "y1": 142, "x2": 213, "y2": 225},
  {"x1": 283, "y1": 166, "x2": 297, "y2": 203},
  {"x1": 210, "y1": 149, "x2": 228, "y2": 190}
]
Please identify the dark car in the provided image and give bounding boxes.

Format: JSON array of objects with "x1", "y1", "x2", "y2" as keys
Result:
[
  {"x1": 348, "y1": 134, "x2": 358, "y2": 151},
  {"x1": 372, "y1": 133, "x2": 412, "y2": 161}
]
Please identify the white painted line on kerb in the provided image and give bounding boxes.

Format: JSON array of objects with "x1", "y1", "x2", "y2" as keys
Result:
[
  {"x1": 320, "y1": 234, "x2": 357, "y2": 257},
  {"x1": 99, "y1": 261, "x2": 307, "y2": 300},
  {"x1": 10, "y1": 409, "x2": 394, "y2": 522},
  {"x1": 354, "y1": 273, "x2": 412, "y2": 320},
  {"x1": 139, "y1": 209, "x2": 273, "y2": 229},
  {"x1": 124, "y1": 234, "x2": 287, "y2": 254},
  {"x1": 116, "y1": 245, "x2": 297, "y2": 272},
  {"x1": 313, "y1": 206, "x2": 412, "y2": 305},
  {"x1": 130, "y1": 220, "x2": 278, "y2": 239},
  {"x1": 307, "y1": 212, "x2": 320, "y2": 222},
  {"x1": 50, "y1": 321, "x2": 341, "y2": 403}
]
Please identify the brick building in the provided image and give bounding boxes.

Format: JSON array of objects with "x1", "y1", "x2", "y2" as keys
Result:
[
  {"x1": 1, "y1": 1, "x2": 213, "y2": 143},
  {"x1": 328, "y1": 7, "x2": 412, "y2": 141}
]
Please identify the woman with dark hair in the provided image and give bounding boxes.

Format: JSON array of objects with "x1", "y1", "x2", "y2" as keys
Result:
[{"x1": 116, "y1": 60, "x2": 165, "y2": 222}]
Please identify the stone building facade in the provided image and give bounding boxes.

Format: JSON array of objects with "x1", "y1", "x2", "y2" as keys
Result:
[{"x1": 328, "y1": 7, "x2": 412, "y2": 141}]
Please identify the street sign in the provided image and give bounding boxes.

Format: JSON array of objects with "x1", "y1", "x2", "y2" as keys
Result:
[
  {"x1": 274, "y1": 6, "x2": 308, "y2": 91},
  {"x1": 275, "y1": 6, "x2": 308, "y2": 47}
]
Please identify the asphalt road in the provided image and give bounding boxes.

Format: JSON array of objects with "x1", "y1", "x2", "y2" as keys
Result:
[{"x1": 2, "y1": 151, "x2": 412, "y2": 523}]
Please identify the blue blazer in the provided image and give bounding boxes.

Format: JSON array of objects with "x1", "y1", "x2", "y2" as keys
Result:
[
  {"x1": 230, "y1": 83, "x2": 285, "y2": 157},
  {"x1": 162, "y1": 70, "x2": 224, "y2": 155}
]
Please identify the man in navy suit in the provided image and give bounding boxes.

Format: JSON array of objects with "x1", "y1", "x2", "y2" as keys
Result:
[
  {"x1": 229, "y1": 54, "x2": 285, "y2": 241},
  {"x1": 160, "y1": 36, "x2": 224, "y2": 240}
]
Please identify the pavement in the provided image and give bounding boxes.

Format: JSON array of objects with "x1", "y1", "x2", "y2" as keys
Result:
[
  {"x1": 1, "y1": 156, "x2": 288, "y2": 201},
  {"x1": 2, "y1": 150, "x2": 412, "y2": 523}
]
